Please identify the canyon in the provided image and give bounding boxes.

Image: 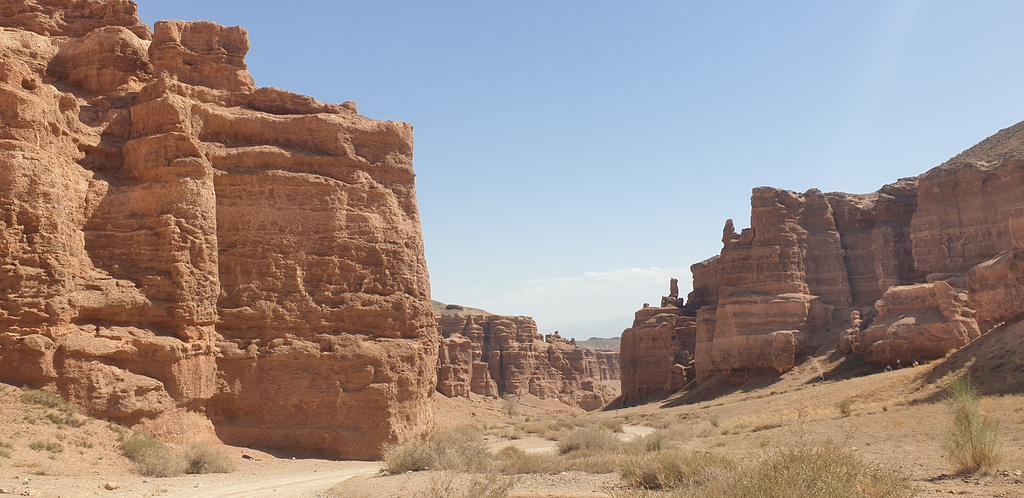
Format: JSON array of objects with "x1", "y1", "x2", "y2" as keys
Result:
[
  {"x1": 435, "y1": 301, "x2": 620, "y2": 411},
  {"x1": 621, "y1": 120, "x2": 1024, "y2": 404}
]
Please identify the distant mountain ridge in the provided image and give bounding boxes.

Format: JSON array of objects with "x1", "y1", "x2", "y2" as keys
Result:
[{"x1": 576, "y1": 337, "x2": 621, "y2": 352}]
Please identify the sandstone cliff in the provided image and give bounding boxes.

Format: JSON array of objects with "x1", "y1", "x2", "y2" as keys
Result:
[
  {"x1": 0, "y1": 0, "x2": 436, "y2": 459},
  {"x1": 434, "y1": 302, "x2": 619, "y2": 410},
  {"x1": 621, "y1": 119, "x2": 1024, "y2": 402}
]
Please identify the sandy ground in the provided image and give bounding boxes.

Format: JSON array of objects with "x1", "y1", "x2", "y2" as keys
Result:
[{"x1": 3, "y1": 350, "x2": 1024, "y2": 497}]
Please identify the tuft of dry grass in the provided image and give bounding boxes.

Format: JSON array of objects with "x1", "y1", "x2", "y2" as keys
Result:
[{"x1": 943, "y1": 376, "x2": 1002, "y2": 474}]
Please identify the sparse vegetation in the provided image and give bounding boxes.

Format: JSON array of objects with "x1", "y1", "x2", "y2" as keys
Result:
[
  {"x1": 46, "y1": 411, "x2": 87, "y2": 428},
  {"x1": 20, "y1": 388, "x2": 75, "y2": 412},
  {"x1": 29, "y1": 440, "x2": 64, "y2": 453},
  {"x1": 501, "y1": 394, "x2": 519, "y2": 417},
  {"x1": 120, "y1": 433, "x2": 184, "y2": 477},
  {"x1": 714, "y1": 440, "x2": 917, "y2": 498},
  {"x1": 620, "y1": 450, "x2": 734, "y2": 490},
  {"x1": 413, "y1": 470, "x2": 518, "y2": 498},
  {"x1": 615, "y1": 439, "x2": 916, "y2": 497},
  {"x1": 838, "y1": 397, "x2": 853, "y2": 417},
  {"x1": 556, "y1": 427, "x2": 619, "y2": 455},
  {"x1": 942, "y1": 376, "x2": 1002, "y2": 473},
  {"x1": 183, "y1": 445, "x2": 237, "y2": 474},
  {"x1": 709, "y1": 415, "x2": 720, "y2": 428},
  {"x1": 382, "y1": 425, "x2": 489, "y2": 474}
]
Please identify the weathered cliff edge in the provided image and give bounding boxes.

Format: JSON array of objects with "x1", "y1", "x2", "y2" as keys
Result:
[
  {"x1": 621, "y1": 119, "x2": 1024, "y2": 405},
  {"x1": 435, "y1": 302, "x2": 620, "y2": 410},
  {"x1": 0, "y1": 0, "x2": 436, "y2": 459}
]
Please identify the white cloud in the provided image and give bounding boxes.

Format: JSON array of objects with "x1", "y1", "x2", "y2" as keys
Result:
[{"x1": 477, "y1": 266, "x2": 691, "y2": 339}]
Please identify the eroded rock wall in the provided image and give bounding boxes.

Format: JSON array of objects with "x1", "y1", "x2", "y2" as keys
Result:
[
  {"x1": 619, "y1": 304, "x2": 696, "y2": 404},
  {"x1": 622, "y1": 118, "x2": 1024, "y2": 401},
  {"x1": 0, "y1": 0, "x2": 435, "y2": 459},
  {"x1": 435, "y1": 311, "x2": 619, "y2": 410}
]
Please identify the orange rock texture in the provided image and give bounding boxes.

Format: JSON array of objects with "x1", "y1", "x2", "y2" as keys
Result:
[
  {"x1": 621, "y1": 119, "x2": 1024, "y2": 402},
  {"x1": 0, "y1": 0, "x2": 435, "y2": 459},
  {"x1": 435, "y1": 304, "x2": 619, "y2": 410}
]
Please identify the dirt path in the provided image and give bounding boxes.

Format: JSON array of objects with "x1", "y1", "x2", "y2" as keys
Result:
[{"x1": 161, "y1": 460, "x2": 381, "y2": 498}]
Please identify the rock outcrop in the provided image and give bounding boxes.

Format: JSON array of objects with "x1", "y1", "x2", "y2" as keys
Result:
[
  {"x1": 0, "y1": 0, "x2": 435, "y2": 459},
  {"x1": 621, "y1": 118, "x2": 1024, "y2": 402},
  {"x1": 619, "y1": 300, "x2": 696, "y2": 404},
  {"x1": 434, "y1": 303, "x2": 619, "y2": 410}
]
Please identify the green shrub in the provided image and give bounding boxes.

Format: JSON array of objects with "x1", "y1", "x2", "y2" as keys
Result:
[
  {"x1": 709, "y1": 415, "x2": 720, "y2": 428},
  {"x1": 943, "y1": 376, "x2": 1002, "y2": 473}
]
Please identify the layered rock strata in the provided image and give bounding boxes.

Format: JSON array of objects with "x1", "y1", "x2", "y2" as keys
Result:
[
  {"x1": 0, "y1": 0, "x2": 435, "y2": 459},
  {"x1": 435, "y1": 305, "x2": 620, "y2": 410},
  {"x1": 620, "y1": 301, "x2": 696, "y2": 404},
  {"x1": 621, "y1": 119, "x2": 1024, "y2": 401}
]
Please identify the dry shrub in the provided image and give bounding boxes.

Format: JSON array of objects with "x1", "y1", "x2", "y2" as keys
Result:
[
  {"x1": 702, "y1": 441, "x2": 917, "y2": 498},
  {"x1": 120, "y1": 433, "x2": 184, "y2": 477},
  {"x1": 413, "y1": 470, "x2": 518, "y2": 498},
  {"x1": 557, "y1": 427, "x2": 619, "y2": 455},
  {"x1": 560, "y1": 447, "x2": 621, "y2": 473},
  {"x1": 501, "y1": 395, "x2": 519, "y2": 417},
  {"x1": 599, "y1": 418, "x2": 624, "y2": 433},
  {"x1": 943, "y1": 376, "x2": 1002, "y2": 473},
  {"x1": 382, "y1": 438, "x2": 434, "y2": 473},
  {"x1": 620, "y1": 450, "x2": 734, "y2": 490},
  {"x1": 382, "y1": 425, "x2": 489, "y2": 474},
  {"x1": 494, "y1": 446, "x2": 562, "y2": 474},
  {"x1": 838, "y1": 398, "x2": 853, "y2": 417},
  {"x1": 182, "y1": 445, "x2": 236, "y2": 474}
]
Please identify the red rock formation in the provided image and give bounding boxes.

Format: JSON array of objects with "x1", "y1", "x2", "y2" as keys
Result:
[
  {"x1": 842, "y1": 281, "x2": 980, "y2": 364},
  {"x1": 0, "y1": 0, "x2": 435, "y2": 459},
  {"x1": 623, "y1": 119, "x2": 1024, "y2": 399},
  {"x1": 620, "y1": 301, "x2": 696, "y2": 404},
  {"x1": 435, "y1": 305, "x2": 619, "y2": 410}
]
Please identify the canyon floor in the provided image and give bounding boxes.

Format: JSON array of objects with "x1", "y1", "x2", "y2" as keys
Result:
[{"x1": 1, "y1": 348, "x2": 1022, "y2": 498}]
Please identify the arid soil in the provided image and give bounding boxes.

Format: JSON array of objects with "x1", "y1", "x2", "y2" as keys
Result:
[{"x1": 1, "y1": 350, "x2": 1022, "y2": 497}]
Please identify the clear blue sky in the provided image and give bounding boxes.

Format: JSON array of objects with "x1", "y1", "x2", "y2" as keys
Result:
[{"x1": 137, "y1": 1, "x2": 1024, "y2": 339}]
